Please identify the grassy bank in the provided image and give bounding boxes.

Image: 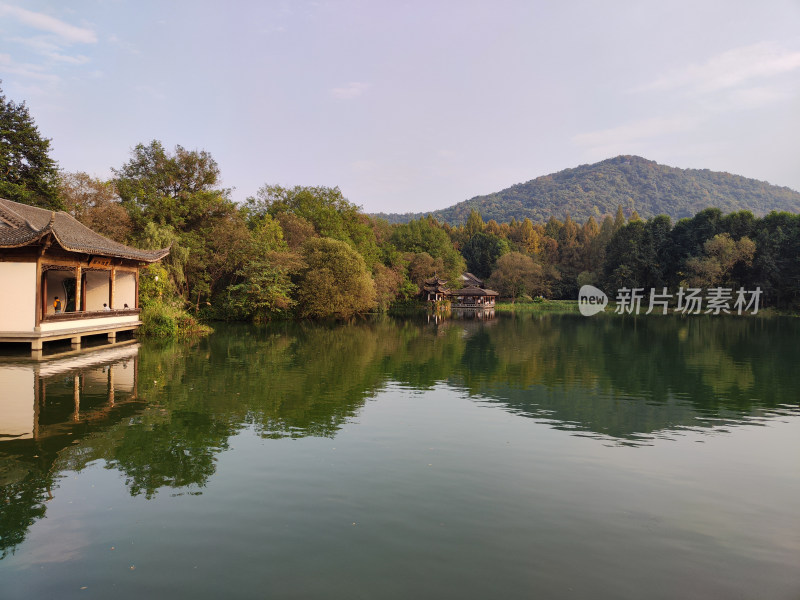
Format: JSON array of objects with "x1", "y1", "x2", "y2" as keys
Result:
[
  {"x1": 497, "y1": 299, "x2": 796, "y2": 317},
  {"x1": 495, "y1": 300, "x2": 581, "y2": 314},
  {"x1": 139, "y1": 300, "x2": 213, "y2": 338}
]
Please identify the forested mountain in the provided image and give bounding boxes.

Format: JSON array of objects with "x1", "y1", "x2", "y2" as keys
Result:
[{"x1": 375, "y1": 156, "x2": 800, "y2": 225}]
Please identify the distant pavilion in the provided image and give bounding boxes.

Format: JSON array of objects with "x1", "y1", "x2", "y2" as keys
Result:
[
  {"x1": 449, "y1": 285, "x2": 499, "y2": 309},
  {"x1": 423, "y1": 276, "x2": 450, "y2": 303},
  {"x1": 422, "y1": 274, "x2": 498, "y2": 309},
  {"x1": 0, "y1": 198, "x2": 169, "y2": 355}
]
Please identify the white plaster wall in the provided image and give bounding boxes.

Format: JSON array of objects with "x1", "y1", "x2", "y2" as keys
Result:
[
  {"x1": 0, "y1": 262, "x2": 37, "y2": 332},
  {"x1": 115, "y1": 271, "x2": 136, "y2": 309},
  {"x1": 85, "y1": 271, "x2": 111, "y2": 311},
  {"x1": 39, "y1": 314, "x2": 139, "y2": 332},
  {"x1": 0, "y1": 365, "x2": 35, "y2": 439}
]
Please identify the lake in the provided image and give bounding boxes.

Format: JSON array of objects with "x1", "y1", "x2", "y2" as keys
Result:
[{"x1": 1, "y1": 314, "x2": 799, "y2": 599}]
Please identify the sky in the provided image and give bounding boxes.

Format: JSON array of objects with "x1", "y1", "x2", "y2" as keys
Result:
[{"x1": 1, "y1": 0, "x2": 799, "y2": 214}]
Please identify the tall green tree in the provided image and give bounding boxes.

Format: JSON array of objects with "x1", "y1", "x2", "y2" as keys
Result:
[
  {"x1": 296, "y1": 237, "x2": 377, "y2": 319},
  {"x1": 461, "y1": 232, "x2": 510, "y2": 279},
  {"x1": 114, "y1": 140, "x2": 234, "y2": 233},
  {"x1": 390, "y1": 217, "x2": 465, "y2": 282},
  {"x1": 114, "y1": 141, "x2": 238, "y2": 306},
  {"x1": 0, "y1": 85, "x2": 60, "y2": 209},
  {"x1": 248, "y1": 184, "x2": 382, "y2": 268}
]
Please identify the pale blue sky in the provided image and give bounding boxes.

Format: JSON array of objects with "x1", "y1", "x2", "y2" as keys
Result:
[{"x1": 2, "y1": 0, "x2": 799, "y2": 213}]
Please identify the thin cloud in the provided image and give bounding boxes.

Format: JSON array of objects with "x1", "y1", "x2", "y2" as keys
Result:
[
  {"x1": 573, "y1": 115, "x2": 699, "y2": 150},
  {"x1": 8, "y1": 36, "x2": 91, "y2": 65},
  {"x1": 0, "y1": 3, "x2": 97, "y2": 44},
  {"x1": 0, "y1": 52, "x2": 59, "y2": 83},
  {"x1": 636, "y1": 41, "x2": 800, "y2": 95},
  {"x1": 330, "y1": 81, "x2": 370, "y2": 99},
  {"x1": 46, "y1": 52, "x2": 90, "y2": 65}
]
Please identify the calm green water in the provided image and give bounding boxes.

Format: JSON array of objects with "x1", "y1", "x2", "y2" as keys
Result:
[{"x1": 1, "y1": 314, "x2": 799, "y2": 599}]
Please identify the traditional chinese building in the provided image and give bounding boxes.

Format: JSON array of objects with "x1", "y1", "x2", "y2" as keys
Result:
[
  {"x1": 450, "y1": 285, "x2": 499, "y2": 309},
  {"x1": 0, "y1": 198, "x2": 169, "y2": 355},
  {"x1": 460, "y1": 272, "x2": 484, "y2": 288},
  {"x1": 422, "y1": 276, "x2": 450, "y2": 303}
]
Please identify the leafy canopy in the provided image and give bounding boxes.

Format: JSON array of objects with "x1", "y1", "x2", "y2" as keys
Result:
[
  {"x1": 296, "y1": 237, "x2": 377, "y2": 319},
  {"x1": 0, "y1": 84, "x2": 60, "y2": 209},
  {"x1": 114, "y1": 140, "x2": 234, "y2": 233}
]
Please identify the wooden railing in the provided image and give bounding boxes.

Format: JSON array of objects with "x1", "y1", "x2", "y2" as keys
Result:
[
  {"x1": 43, "y1": 308, "x2": 141, "y2": 322},
  {"x1": 452, "y1": 299, "x2": 496, "y2": 308}
]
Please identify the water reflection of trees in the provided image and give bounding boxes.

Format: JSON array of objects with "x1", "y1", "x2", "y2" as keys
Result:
[
  {"x1": 3, "y1": 315, "x2": 799, "y2": 557},
  {"x1": 454, "y1": 314, "x2": 800, "y2": 440}
]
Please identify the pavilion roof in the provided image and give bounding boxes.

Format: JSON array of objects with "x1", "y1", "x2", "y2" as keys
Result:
[
  {"x1": 450, "y1": 285, "x2": 499, "y2": 297},
  {"x1": 0, "y1": 198, "x2": 169, "y2": 263},
  {"x1": 423, "y1": 283, "x2": 450, "y2": 294},
  {"x1": 423, "y1": 276, "x2": 448, "y2": 286},
  {"x1": 461, "y1": 272, "x2": 483, "y2": 287}
]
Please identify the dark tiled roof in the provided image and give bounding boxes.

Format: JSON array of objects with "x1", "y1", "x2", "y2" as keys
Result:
[
  {"x1": 451, "y1": 285, "x2": 498, "y2": 296},
  {"x1": 0, "y1": 198, "x2": 169, "y2": 262},
  {"x1": 424, "y1": 276, "x2": 448, "y2": 286},
  {"x1": 423, "y1": 284, "x2": 449, "y2": 293},
  {"x1": 461, "y1": 272, "x2": 483, "y2": 287}
]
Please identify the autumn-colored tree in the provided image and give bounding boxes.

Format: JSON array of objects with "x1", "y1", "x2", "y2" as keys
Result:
[
  {"x1": 405, "y1": 252, "x2": 446, "y2": 290},
  {"x1": 509, "y1": 217, "x2": 541, "y2": 254},
  {"x1": 465, "y1": 208, "x2": 484, "y2": 237},
  {"x1": 684, "y1": 233, "x2": 756, "y2": 288},
  {"x1": 488, "y1": 252, "x2": 544, "y2": 302},
  {"x1": 59, "y1": 172, "x2": 132, "y2": 242}
]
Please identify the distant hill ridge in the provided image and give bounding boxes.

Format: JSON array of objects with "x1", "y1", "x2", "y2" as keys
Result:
[{"x1": 374, "y1": 155, "x2": 800, "y2": 225}]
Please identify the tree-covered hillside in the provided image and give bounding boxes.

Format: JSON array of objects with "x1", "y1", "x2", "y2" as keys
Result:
[{"x1": 375, "y1": 156, "x2": 800, "y2": 225}]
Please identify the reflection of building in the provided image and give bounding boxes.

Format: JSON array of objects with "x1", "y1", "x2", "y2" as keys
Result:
[
  {"x1": 453, "y1": 307, "x2": 496, "y2": 320},
  {"x1": 0, "y1": 198, "x2": 169, "y2": 355},
  {"x1": 0, "y1": 343, "x2": 140, "y2": 441}
]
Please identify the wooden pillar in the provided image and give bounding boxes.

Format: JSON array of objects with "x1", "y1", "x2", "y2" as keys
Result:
[
  {"x1": 35, "y1": 260, "x2": 42, "y2": 327},
  {"x1": 109, "y1": 266, "x2": 116, "y2": 309},
  {"x1": 80, "y1": 271, "x2": 87, "y2": 311},
  {"x1": 41, "y1": 270, "x2": 48, "y2": 319},
  {"x1": 75, "y1": 265, "x2": 82, "y2": 313}
]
